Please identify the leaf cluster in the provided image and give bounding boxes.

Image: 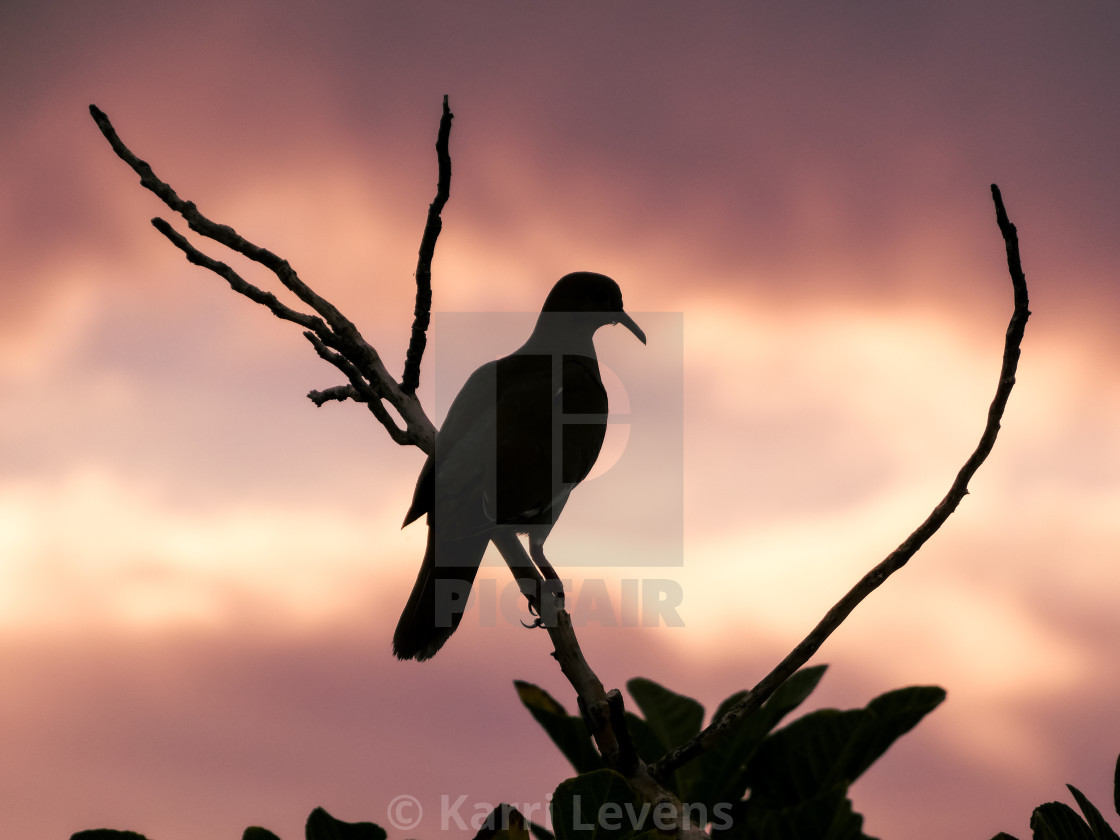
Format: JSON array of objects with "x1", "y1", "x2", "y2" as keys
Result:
[
  {"x1": 72, "y1": 807, "x2": 389, "y2": 840},
  {"x1": 993, "y1": 753, "x2": 1120, "y2": 840},
  {"x1": 71, "y1": 669, "x2": 948, "y2": 840},
  {"x1": 70, "y1": 804, "x2": 528, "y2": 840},
  {"x1": 516, "y1": 666, "x2": 945, "y2": 840}
]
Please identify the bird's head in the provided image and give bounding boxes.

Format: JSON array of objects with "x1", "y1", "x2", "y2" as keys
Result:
[{"x1": 540, "y1": 272, "x2": 647, "y2": 344}]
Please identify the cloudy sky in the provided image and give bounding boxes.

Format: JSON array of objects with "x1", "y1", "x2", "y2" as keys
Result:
[{"x1": 2, "y1": 2, "x2": 1119, "y2": 838}]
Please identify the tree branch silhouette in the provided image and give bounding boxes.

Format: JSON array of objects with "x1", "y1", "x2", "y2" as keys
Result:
[
  {"x1": 92, "y1": 100, "x2": 1029, "y2": 838},
  {"x1": 402, "y1": 94, "x2": 453, "y2": 395},
  {"x1": 649, "y1": 183, "x2": 1030, "y2": 784},
  {"x1": 90, "y1": 99, "x2": 688, "y2": 825},
  {"x1": 89, "y1": 103, "x2": 436, "y2": 454}
]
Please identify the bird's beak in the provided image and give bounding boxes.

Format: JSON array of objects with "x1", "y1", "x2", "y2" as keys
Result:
[{"x1": 617, "y1": 311, "x2": 647, "y2": 345}]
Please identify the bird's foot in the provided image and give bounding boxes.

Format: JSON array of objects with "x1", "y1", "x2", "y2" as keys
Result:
[
  {"x1": 521, "y1": 597, "x2": 545, "y2": 629},
  {"x1": 529, "y1": 542, "x2": 563, "y2": 585}
]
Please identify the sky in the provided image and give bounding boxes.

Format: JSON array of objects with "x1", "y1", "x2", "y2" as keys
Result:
[{"x1": 2, "y1": 2, "x2": 1119, "y2": 838}]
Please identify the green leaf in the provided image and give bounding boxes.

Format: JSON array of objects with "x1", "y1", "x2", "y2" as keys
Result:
[
  {"x1": 472, "y1": 804, "x2": 531, "y2": 840},
  {"x1": 844, "y1": 686, "x2": 947, "y2": 782},
  {"x1": 626, "y1": 678, "x2": 704, "y2": 753},
  {"x1": 1067, "y1": 784, "x2": 1120, "y2": 840},
  {"x1": 244, "y1": 829, "x2": 284, "y2": 840},
  {"x1": 621, "y1": 710, "x2": 668, "y2": 765},
  {"x1": 746, "y1": 707, "x2": 861, "y2": 806},
  {"x1": 529, "y1": 820, "x2": 556, "y2": 840},
  {"x1": 712, "y1": 665, "x2": 827, "y2": 729},
  {"x1": 744, "y1": 685, "x2": 945, "y2": 809},
  {"x1": 714, "y1": 783, "x2": 869, "y2": 840},
  {"x1": 626, "y1": 678, "x2": 706, "y2": 803},
  {"x1": 551, "y1": 770, "x2": 661, "y2": 840},
  {"x1": 1114, "y1": 753, "x2": 1120, "y2": 819},
  {"x1": 693, "y1": 665, "x2": 829, "y2": 807},
  {"x1": 515, "y1": 681, "x2": 603, "y2": 775},
  {"x1": 305, "y1": 806, "x2": 387, "y2": 840},
  {"x1": 1030, "y1": 802, "x2": 1096, "y2": 840},
  {"x1": 71, "y1": 832, "x2": 150, "y2": 840}
]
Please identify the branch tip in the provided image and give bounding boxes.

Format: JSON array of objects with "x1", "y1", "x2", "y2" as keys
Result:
[{"x1": 401, "y1": 96, "x2": 454, "y2": 393}]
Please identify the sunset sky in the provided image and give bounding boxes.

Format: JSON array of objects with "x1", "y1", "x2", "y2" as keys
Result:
[{"x1": 2, "y1": 2, "x2": 1120, "y2": 838}]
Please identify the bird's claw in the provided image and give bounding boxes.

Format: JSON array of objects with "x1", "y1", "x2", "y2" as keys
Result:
[{"x1": 521, "y1": 597, "x2": 545, "y2": 629}]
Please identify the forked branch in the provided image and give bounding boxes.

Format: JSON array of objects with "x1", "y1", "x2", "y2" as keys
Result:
[
  {"x1": 649, "y1": 184, "x2": 1031, "y2": 783},
  {"x1": 88, "y1": 103, "x2": 436, "y2": 453}
]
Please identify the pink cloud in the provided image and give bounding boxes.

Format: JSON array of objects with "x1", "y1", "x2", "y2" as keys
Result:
[{"x1": 2, "y1": 2, "x2": 1120, "y2": 839}]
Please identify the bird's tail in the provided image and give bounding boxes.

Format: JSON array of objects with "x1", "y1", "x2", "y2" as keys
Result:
[{"x1": 393, "y1": 527, "x2": 489, "y2": 661}]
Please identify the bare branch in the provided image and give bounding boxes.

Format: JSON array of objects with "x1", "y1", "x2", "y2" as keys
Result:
[
  {"x1": 401, "y1": 94, "x2": 453, "y2": 394},
  {"x1": 90, "y1": 103, "x2": 437, "y2": 454},
  {"x1": 649, "y1": 184, "x2": 1032, "y2": 784},
  {"x1": 90, "y1": 105, "x2": 364, "y2": 343},
  {"x1": 303, "y1": 332, "x2": 413, "y2": 446},
  {"x1": 151, "y1": 217, "x2": 329, "y2": 334},
  {"x1": 308, "y1": 385, "x2": 362, "y2": 407},
  {"x1": 489, "y1": 534, "x2": 686, "y2": 825}
]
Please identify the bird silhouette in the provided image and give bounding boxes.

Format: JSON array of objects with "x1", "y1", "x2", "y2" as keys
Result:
[{"x1": 393, "y1": 272, "x2": 647, "y2": 660}]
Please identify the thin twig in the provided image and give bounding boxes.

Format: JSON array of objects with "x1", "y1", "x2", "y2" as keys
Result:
[
  {"x1": 90, "y1": 107, "x2": 359, "y2": 339},
  {"x1": 303, "y1": 332, "x2": 413, "y2": 446},
  {"x1": 650, "y1": 184, "x2": 1031, "y2": 783},
  {"x1": 90, "y1": 103, "x2": 437, "y2": 454},
  {"x1": 401, "y1": 95, "x2": 453, "y2": 394},
  {"x1": 151, "y1": 218, "x2": 328, "y2": 334},
  {"x1": 308, "y1": 385, "x2": 362, "y2": 407}
]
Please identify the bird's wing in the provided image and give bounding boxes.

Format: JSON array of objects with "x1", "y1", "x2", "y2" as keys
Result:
[
  {"x1": 559, "y1": 354, "x2": 609, "y2": 485},
  {"x1": 490, "y1": 353, "x2": 555, "y2": 526},
  {"x1": 491, "y1": 353, "x2": 608, "y2": 529},
  {"x1": 403, "y1": 353, "x2": 608, "y2": 536},
  {"x1": 402, "y1": 454, "x2": 433, "y2": 527},
  {"x1": 430, "y1": 361, "x2": 503, "y2": 538},
  {"x1": 401, "y1": 361, "x2": 500, "y2": 530}
]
